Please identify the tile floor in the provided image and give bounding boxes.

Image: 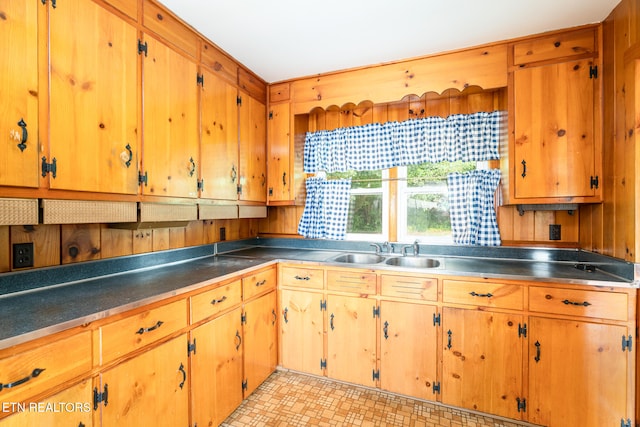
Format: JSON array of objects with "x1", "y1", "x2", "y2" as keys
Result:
[{"x1": 221, "y1": 370, "x2": 536, "y2": 427}]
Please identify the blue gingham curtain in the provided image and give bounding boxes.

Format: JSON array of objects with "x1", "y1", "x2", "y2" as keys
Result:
[
  {"x1": 447, "y1": 169, "x2": 501, "y2": 246},
  {"x1": 298, "y1": 177, "x2": 352, "y2": 239},
  {"x1": 304, "y1": 111, "x2": 505, "y2": 173}
]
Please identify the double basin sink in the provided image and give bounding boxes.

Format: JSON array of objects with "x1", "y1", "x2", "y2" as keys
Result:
[{"x1": 329, "y1": 252, "x2": 443, "y2": 269}]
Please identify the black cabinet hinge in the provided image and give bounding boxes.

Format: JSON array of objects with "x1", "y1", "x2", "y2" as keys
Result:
[
  {"x1": 372, "y1": 306, "x2": 380, "y2": 318},
  {"x1": 622, "y1": 335, "x2": 633, "y2": 352},
  {"x1": 432, "y1": 382, "x2": 441, "y2": 394},
  {"x1": 237, "y1": 96, "x2": 242, "y2": 106},
  {"x1": 268, "y1": 111, "x2": 274, "y2": 120},
  {"x1": 197, "y1": 179, "x2": 204, "y2": 192},
  {"x1": 242, "y1": 379, "x2": 248, "y2": 392},
  {"x1": 320, "y1": 359, "x2": 327, "y2": 370},
  {"x1": 589, "y1": 65, "x2": 598, "y2": 79},
  {"x1": 433, "y1": 313, "x2": 441, "y2": 326},
  {"x1": 372, "y1": 369, "x2": 380, "y2": 381},
  {"x1": 590, "y1": 175, "x2": 599, "y2": 189},
  {"x1": 41, "y1": 0, "x2": 57, "y2": 8},
  {"x1": 41, "y1": 157, "x2": 57, "y2": 178},
  {"x1": 188, "y1": 339, "x2": 197, "y2": 356},
  {"x1": 241, "y1": 312, "x2": 247, "y2": 325},
  {"x1": 196, "y1": 73, "x2": 204, "y2": 87},
  {"x1": 237, "y1": 184, "x2": 242, "y2": 195},
  {"x1": 137, "y1": 39, "x2": 148, "y2": 57},
  {"x1": 93, "y1": 384, "x2": 108, "y2": 410},
  {"x1": 620, "y1": 418, "x2": 632, "y2": 427},
  {"x1": 138, "y1": 171, "x2": 148, "y2": 186},
  {"x1": 518, "y1": 323, "x2": 527, "y2": 338},
  {"x1": 516, "y1": 397, "x2": 527, "y2": 413},
  {"x1": 320, "y1": 300, "x2": 327, "y2": 311}
]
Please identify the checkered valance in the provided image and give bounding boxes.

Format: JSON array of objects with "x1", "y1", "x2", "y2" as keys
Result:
[
  {"x1": 304, "y1": 111, "x2": 506, "y2": 173},
  {"x1": 447, "y1": 169, "x2": 501, "y2": 246},
  {"x1": 298, "y1": 177, "x2": 352, "y2": 239}
]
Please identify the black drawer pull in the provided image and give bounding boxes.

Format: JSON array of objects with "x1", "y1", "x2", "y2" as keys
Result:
[
  {"x1": 136, "y1": 320, "x2": 164, "y2": 335},
  {"x1": 255, "y1": 279, "x2": 267, "y2": 287},
  {"x1": 211, "y1": 296, "x2": 227, "y2": 305},
  {"x1": 1, "y1": 368, "x2": 45, "y2": 392},
  {"x1": 294, "y1": 275, "x2": 310, "y2": 281},
  {"x1": 562, "y1": 299, "x2": 592, "y2": 307},
  {"x1": 470, "y1": 291, "x2": 493, "y2": 298}
]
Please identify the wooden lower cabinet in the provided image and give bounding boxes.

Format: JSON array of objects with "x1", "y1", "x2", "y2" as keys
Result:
[
  {"x1": 441, "y1": 307, "x2": 524, "y2": 420},
  {"x1": 97, "y1": 335, "x2": 189, "y2": 426},
  {"x1": 0, "y1": 379, "x2": 92, "y2": 426},
  {"x1": 528, "y1": 317, "x2": 631, "y2": 427},
  {"x1": 279, "y1": 289, "x2": 325, "y2": 375},
  {"x1": 327, "y1": 294, "x2": 377, "y2": 387},
  {"x1": 379, "y1": 301, "x2": 438, "y2": 400},
  {"x1": 190, "y1": 307, "x2": 243, "y2": 427},
  {"x1": 243, "y1": 290, "x2": 278, "y2": 396}
]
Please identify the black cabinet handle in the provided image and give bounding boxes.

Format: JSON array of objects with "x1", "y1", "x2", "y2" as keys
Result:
[
  {"x1": 188, "y1": 157, "x2": 196, "y2": 177},
  {"x1": 294, "y1": 275, "x2": 310, "y2": 281},
  {"x1": 17, "y1": 119, "x2": 28, "y2": 152},
  {"x1": 447, "y1": 330, "x2": 453, "y2": 349},
  {"x1": 469, "y1": 291, "x2": 493, "y2": 298},
  {"x1": 136, "y1": 320, "x2": 164, "y2": 335},
  {"x1": 235, "y1": 330, "x2": 242, "y2": 351},
  {"x1": 0, "y1": 368, "x2": 45, "y2": 391},
  {"x1": 562, "y1": 299, "x2": 591, "y2": 307},
  {"x1": 534, "y1": 341, "x2": 541, "y2": 362},
  {"x1": 330, "y1": 313, "x2": 335, "y2": 331},
  {"x1": 124, "y1": 144, "x2": 132, "y2": 168},
  {"x1": 521, "y1": 159, "x2": 527, "y2": 178},
  {"x1": 178, "y1": 363, "x2": 186, "y2": 389},
  {"x1": 255, "y1": 279, "x2": 267, "y2": 287},
  {"x1": 211, "y1": 296, "x2": 227, "y2": 305},
  {"x1": 383, "y1": 321, "x2": 389, "y2": 340}
]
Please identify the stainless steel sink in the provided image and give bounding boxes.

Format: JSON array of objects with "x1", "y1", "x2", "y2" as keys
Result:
[
  {"x1": 331, "y1": 253, "x2": 386, "y2": 264},
  {"x1": 385, "y1": 256, "x2": 442, "y2": 268}
]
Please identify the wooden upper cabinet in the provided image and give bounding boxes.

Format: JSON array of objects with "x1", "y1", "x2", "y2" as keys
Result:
[
  {"x1": 0, "y1": 0, "x2": 39, "y2": 188},
  {"x1": 200, "y1": 67, "x2": 239, "y2": 201},
  {"x1": 267, "y1": 102, "x2": 291, "y2": 203},
  {"x1": 238, "y1": 92, "x2": 267, "y2": 203},
  {"x1": 48, "y1": 0, "x2": 139, "y2": 194},
  {"x1": 141, "y1": 34, "x2": 199, "y2": 198},
  {"x1": 143, "y1": 0, "x2": 198, "y2": 58},
  {"x1": 512, "y1": 58, "x2": 597, "y2": 200},
  {"x1": 513, "y1": 27, "x2": 597, "y2": 66}
]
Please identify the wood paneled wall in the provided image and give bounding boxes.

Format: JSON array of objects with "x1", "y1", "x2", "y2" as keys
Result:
[
  {"x1": 0, "y1": 219, "x2": 260, "y2": 273},
  {"x1": 259, "y1": 88, "x2": 581, "y2": 246}
]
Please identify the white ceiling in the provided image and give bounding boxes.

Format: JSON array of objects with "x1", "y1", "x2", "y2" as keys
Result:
[{"x1": 158, "y1": 0, "x2": 618, "y2": 83}]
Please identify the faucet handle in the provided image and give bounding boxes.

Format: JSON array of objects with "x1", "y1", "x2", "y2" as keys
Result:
[{"x1": 370, "y1": 243, "x2": 382, "y2": 253}]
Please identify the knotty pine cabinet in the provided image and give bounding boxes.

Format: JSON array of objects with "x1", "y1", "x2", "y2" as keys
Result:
[
  {"x1": 267, "y1": 98, "x2": 292, "y2": 203},
  {"x1": 141, "y1": 34, "x2": 199, "y2": 199},
  {"x1": 47, "y1": 0, "x2": 139, "y2": 195},
  {"x1": 504, "y1": 27, "x2": 601, "y2": 204},
  {"x1": 238, "y1": 92, "x2": 267, "y2": 204},
  {"x1": 0, "y1": 0, "x2": 39, "y2": 188},
  {"x1": 97, "y1": 334, "x2": 190, "y2": 426}
]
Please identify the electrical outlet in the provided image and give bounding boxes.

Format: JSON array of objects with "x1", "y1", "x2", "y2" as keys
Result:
[
  {"x1": 549, "y1": 224, "x2": 561, "y2": 241},
  {"x1": 13, "y1": 242, "x2": 34, "y2": 269},
  {"x1": 220, "y1": 227, "x2": 226, "y2": 241}
]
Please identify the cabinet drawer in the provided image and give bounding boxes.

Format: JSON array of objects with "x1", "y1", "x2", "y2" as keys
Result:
[
  {"x1": 280, "y1": 266, "x2": 324, "y2": 290},
  {"x1": 529, "y1": 287, "x2": 629, "y2": 321},
  {"x1": 327, "y1": 270, "x2": 376, "y2": 294},
  {"x1": 443, "y1": 280, "x2": 524, "y2": 310},
  {"x1": 513, "y1": 28, "x2": 596, "y2": 65},
  {"x1": 0, "y1": 332, "x2": 91, "y2": 403},
  {"x1": 191, "y1": 280, "x2": 242, "y2": 323},
  {"x1": 101, "y1": 299, "x2": 187, "y2": 363},
  {"x1": 381, "y1": 275, "x2": 437, "y2": 301},
  {"x1": 243, "y1": 267, "x2": 277, "y2": 301}
]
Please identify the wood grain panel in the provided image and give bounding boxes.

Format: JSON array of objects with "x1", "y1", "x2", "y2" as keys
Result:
[
  {"x1": 143, "y1": 0, "x2": 198, "y2": 58},
  {"x1": 0, "y1": 226, "x2": 9, "y2": 273},
  {"x1": 290, "y1": 45, "x2": 507, "y2": 114},
  {"x1": 100, "y1": 226, "x2": 133, "y2": 259},
  {"x1": 61, "y1": 224, "x2": 101, "y2": 264},
  {"x1": 513, "y1": 27, "x2": 597, "y2": 65},
  {"x1": 201, "y1": 42, "x2": 238, "y2": 85}
]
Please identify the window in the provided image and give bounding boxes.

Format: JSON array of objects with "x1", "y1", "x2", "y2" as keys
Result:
[{"x1": 327, "y1": 170, "x2": 389, "y2": 241}]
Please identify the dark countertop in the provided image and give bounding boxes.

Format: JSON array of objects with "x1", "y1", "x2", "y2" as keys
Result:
[{"x1": 0, "y1": 238, "x2": 635, "y2": 350}]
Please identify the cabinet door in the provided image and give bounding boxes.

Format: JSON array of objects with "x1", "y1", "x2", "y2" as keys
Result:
[
  {"x1": 528, "y1": 317, "x2": 630, "y2": 427},
  {"x1": 49, "y1": 0, "x2": 138, "y2": 194},
  {"x1": 0, "y1": 0, "x2": 39, "y2": 188},
  {"x1": 238, "y1": 92, "x2": 267, "y2": 202},
  {"x1": 280, "y1": 289, "x2": 324, "y2": 375},
  {"x1": 200, "y1": 67, "x2": 239, "y2": 201},
  {"x1": 142, "y1": 35, "x2": 199, "y2": 198},
  {"x1": 442, "y1": 307, "x2": 523, "y2": 420},
  {"x1": 191, "y1": 307, "x2": 243, "y2": 427},
  {"x1": 243, "y1": 291, "x2": 277, "y2": 396},
  {"x1": 513, "y1": 59, "x2": 596, "y2": 199},
  {"x1": 380, "y1": 301, "x2": 437, "y2": 400},
  {"x1": 0, "y1": 379, "x2": 92, "y2": 426},
  {"x1": 99, "y1": 335, "x2": 189, "y2": 426},
  {"x1": 327, "y1": 295, "x2": 377, "y2": 387},
  {"x1": 267, "y1": 103, "x2": 291, "y2": 203}
]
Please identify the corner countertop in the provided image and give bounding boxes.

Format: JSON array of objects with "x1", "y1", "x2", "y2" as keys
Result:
[{"x1": 0, "y1": 238, "x2": 635, "y2": 350}]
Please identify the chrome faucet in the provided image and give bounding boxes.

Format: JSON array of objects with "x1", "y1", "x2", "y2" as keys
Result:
[
  {"x1": 370, "y1": 241, "x2": 390, "y2": 254},
  {"x1": 401, "y1": 240, "x2": 420, "y2": 256}
]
